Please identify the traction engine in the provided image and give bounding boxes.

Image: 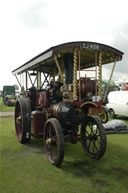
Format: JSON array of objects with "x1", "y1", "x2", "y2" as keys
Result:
[{"x1": 13, "y1": 42, "x2": 123, "y2": 166}]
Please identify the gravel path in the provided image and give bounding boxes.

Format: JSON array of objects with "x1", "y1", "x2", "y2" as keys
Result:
[{"x1": 0, "y1": 112, "x2": 14, "y2": 117}]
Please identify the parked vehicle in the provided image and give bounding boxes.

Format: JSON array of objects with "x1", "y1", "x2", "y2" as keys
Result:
[
  {"x1": 3, "y1": 85, "x2": 16, "y2": 106},
  {"x1": 12, "y1": 41, "x2": 123, "y2": 166},
  {"x1": 102, "y1": 82, "x2": 120, "y2": 104},
  {"x1": 106, "y1": 91, "x2": 128, "y2": 118}
]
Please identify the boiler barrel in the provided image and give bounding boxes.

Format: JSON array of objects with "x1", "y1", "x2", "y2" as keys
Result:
[
  {"x1": 51, "y1": 102, "x2": 84, "y2": 126},
  {"x1": 78, "y1": 78, "x2": 96, "y2": 98}
]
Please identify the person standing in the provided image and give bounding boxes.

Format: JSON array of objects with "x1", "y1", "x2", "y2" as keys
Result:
[{"x1": 125, "y1": 83, "x2": 128, "y2": 90}]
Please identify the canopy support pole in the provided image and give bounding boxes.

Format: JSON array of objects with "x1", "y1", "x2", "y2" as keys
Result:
[
  {"x1": 37, "y1": 71, "x2": 41, "y2": 89},
  {"x1": 95, "y1": 52, "x2": 98, "y2": 101},
  {"x1": 73, "y1": 48, "x2": 78, "y2": 101},
  {"x1": 25, "y1": 72, "x2": 28, "y2": 93},
  {"x1": 15, "y1": 74, "x2": 22, "y2": 89},
  {"x1": 98, "y1": 52, "x2": 102, "y2": 100},
  {"x1": 103, "y1": 61, "x2": 116, "y2": 102},
  {"x1": 78, "y1": 49, "x2": 81, "y2": 101}
]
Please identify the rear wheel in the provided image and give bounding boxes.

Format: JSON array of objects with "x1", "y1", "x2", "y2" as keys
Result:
[
  {"x1": 43, "y1": 118, "x2": 64, "y2": 166},
  {"x1": 100, "y1": 108, "x2": 108, "y2": 123},
  {"x1": 15, "y1": 97, "x2": 31, "y2": 144},
  {"x1": 81, "y1": 116, "x2": 107, "y2": 160}
]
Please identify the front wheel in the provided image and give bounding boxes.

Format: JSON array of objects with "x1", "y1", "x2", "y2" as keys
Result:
[
  {"x1": 43, "y1": 118, "x2": 64, "y2": 166},
  {"x1": 81, "y1": 116, "x2": 107, "y2": 160}
]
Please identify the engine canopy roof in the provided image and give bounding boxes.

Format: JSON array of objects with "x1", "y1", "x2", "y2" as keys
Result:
[{"x1": 12, "y1": 41, "x2": 124, "y2": 75}]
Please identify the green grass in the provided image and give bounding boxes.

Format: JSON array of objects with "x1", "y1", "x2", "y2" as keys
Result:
[
  {"x1": 0, "y1": 97, "x2": 15, "y2": 112},
  {"x1": 0, "y1": 117, "x2": 128, "y2": 193}
]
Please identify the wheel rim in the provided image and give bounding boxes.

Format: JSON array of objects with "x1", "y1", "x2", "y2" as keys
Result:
[
  {"x1": 45, "y1": 122, "x2": 60, "y2": 164},
  {"x1": 100, "y1": 110, "x2": 108, "y2": 123},
  {"x1": 15, "y1": 102, "x2": 22, "y2": 141},
  {"x1": 84, "y1": 122, "x2": 101, "y2": 154},
  {"x1": 100, "y1": 113, "x2": 106, "y2": 123},
  {"x1": 81, "y1": 116, "x2": 106, "y2": 159},
  {"x1": 110, "y1": 109, "x2": 114, "y2": 118}
]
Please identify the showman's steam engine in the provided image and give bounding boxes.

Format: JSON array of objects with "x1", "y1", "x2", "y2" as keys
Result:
[{"x1": 12, "y1": 41, "x2": 123, "y2": 166}]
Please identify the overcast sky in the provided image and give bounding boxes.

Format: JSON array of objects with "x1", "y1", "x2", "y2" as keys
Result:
[{"x1": 0, "y1": 0, "x2": 128, "y2": 90}]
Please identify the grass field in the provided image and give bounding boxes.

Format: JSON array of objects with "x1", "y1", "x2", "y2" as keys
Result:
[{"x1": 0, "y1": 117, "x2": 128, "y2": 193}]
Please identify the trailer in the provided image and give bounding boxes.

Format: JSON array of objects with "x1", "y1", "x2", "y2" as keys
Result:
[{"x1": 12, "y1": 41, "x2": 123, "y2": 166}]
